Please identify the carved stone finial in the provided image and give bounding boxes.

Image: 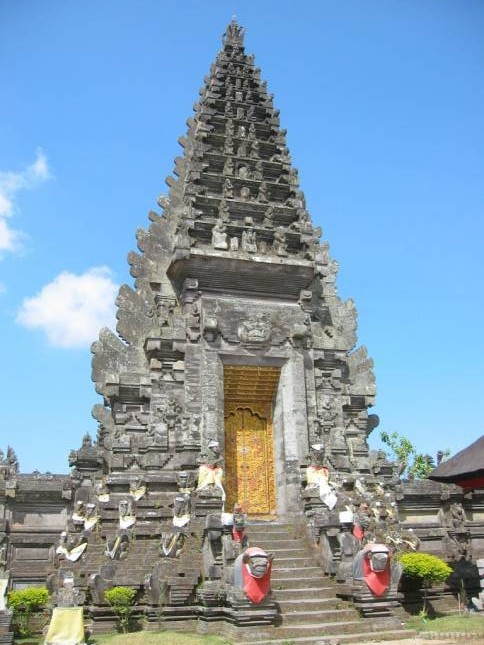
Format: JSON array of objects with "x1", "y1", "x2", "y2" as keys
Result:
[
  {"x1": 82, "y1": 433, "x2": 92, "y2": 448},
  {"x1": 223, "y1": 20, "x2": 245, "y2": 47}
]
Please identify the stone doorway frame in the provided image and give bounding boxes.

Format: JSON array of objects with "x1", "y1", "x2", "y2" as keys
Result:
[{"x1": 200, "y1": 351, "x2": 310, "y2": 520}]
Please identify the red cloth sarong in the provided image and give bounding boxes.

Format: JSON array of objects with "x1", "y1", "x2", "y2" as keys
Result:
[
  {"x1": 353, "y1": 524, "x2": 364, "y2": 541},
  {"x1": 362, "y1": 555, "x2": 390, "y2": 596},
  {"x1": 242, "y1": 562, "x2": 272, "y2": 603}
]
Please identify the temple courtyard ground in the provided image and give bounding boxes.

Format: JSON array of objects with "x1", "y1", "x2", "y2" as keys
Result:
[{"x1": 82, "y1": 621, "x2": 484, "y2": 645}]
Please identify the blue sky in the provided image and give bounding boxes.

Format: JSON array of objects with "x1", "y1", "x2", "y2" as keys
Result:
[{"x1": 1, "y1": 0, "x2": 483, "y2": 473}]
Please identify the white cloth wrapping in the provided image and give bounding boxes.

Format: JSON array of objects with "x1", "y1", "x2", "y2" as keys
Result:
[{"x1": 0, "y1": 577, "x2": 8, "y2": 611}]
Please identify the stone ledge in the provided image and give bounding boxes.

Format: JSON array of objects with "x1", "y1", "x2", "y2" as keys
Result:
[{"x1": 420, "y1": 631, "x2": 484, "y2": 640}]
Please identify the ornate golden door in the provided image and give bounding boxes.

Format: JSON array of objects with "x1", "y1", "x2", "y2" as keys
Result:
[
  {"x1": 223, "y1": 366, "x2": 280, "y2": 517},
  {"x1": 224, "y1": 405, "x2": 276, "y2": 516}
]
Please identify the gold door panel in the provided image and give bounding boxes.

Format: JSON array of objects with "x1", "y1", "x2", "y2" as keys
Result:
[
  {"x1": 225, "y1": 406, "x2": 276, "y2": 515},
  {"x1": 223, "y1": 366, "x2": 280, "y2": 517}
]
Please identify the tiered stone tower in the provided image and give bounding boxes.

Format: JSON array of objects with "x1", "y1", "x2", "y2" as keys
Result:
[
  {"x1": 57, "y1": 19, "x2": 400, "y2": 633},
  {"x1": 54, "y1": 19, "x2": 392, "y2": 632},
  {"x1": 86, "y1": 18, "x2": 378, "y2": 511}
]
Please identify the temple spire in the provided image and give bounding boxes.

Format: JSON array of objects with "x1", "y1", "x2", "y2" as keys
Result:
[{"x1": 154, "y1": 17, "x2": 328, "y2": 269}]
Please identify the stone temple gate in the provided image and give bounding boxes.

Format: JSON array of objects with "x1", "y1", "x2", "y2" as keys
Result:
[
  {"x1": 87, "y1": 16, "x2": 378, "y2": 514},
  {"x1": 1, "y1": 19, "x2": 484, "y2": 642}
]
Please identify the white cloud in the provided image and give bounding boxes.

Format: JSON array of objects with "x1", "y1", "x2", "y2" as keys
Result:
[
  {"x1": 16, "y1": 267, "x2": 119, "y2": 349},
  {"x1": 0, "y1": 150, "x2": 51, "y2": 253},
  {"x1": 0, "y1": 218, "x2": 19, "y2": 251}
]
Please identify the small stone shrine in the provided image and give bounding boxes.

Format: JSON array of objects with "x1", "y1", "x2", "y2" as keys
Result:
[{"x1": 1, "y1": 20, "x2": 484, "y2": 641}]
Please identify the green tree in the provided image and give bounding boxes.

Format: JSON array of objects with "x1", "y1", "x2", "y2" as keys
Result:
[
  {"x1": 409, "y1": 453, "x2": 435, "y2": 479},
  {"x1": 104, "y1": 586, "x2": 136, "y2": 633},
  {"x1": 380, "y1": 431, "x2": 449, "y2": 479}
]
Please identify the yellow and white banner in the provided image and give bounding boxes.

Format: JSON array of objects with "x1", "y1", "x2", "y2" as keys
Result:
[{"x1": 44, "y1": 607, "x2": 84, "y2": 644}]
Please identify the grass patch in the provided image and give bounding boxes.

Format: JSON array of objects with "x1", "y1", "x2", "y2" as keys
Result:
[
  {"x1": 14, "y1": 632, "x2": 231, "y2": 645},
  {"x1": 406, "y1": 613, "x2": 484, "y2": 634},
  {"x1": 90, "y1": 632, "x2": 231, "y2": 645}
]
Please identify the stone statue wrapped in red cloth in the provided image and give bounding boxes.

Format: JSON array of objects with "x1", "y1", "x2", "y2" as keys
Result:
[
  {"x1": 352, "y1": 543, "x2": 391, "y2": 596},
  {"x1": 231, "y1": 503, "x2": 248, "y2": 546},
  {"x1": 233, "y1": 547, "x2": 274, "y2": 603}
]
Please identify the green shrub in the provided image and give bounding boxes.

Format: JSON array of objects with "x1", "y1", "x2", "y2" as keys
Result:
[
  {"x1": 397, "y1": 552, "x2": 453, "y2": 615},
  {"x1": 7, "y1": 586, "x2": 49, "y2": 637},
  {"x1": 8, "y1": 586, "x2": 49, "y2": 611},
  {"x1": 105, "y1": 586, "x2": 136, "y2": 633},
  {"x1": 397, "y1": 552, "x2": 452, "y2": 586}
]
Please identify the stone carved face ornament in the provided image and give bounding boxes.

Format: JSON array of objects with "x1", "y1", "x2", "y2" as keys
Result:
[
  {"x1": 243, "y1": 552, "x2": 273, "y2": 579},
  {"x1": 367, "y1": 549, "x2": 389, "y2": 573},
  {"x1": 237, "y1": 313, "x2": 272, "y2": 345}
]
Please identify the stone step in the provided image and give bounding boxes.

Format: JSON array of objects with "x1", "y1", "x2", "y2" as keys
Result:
[
  {"x1": 249, "y1": 535, "x2": 301, "y2": 545},
  {"x1": 239, "y1": 620, "x2": 405, "y2": 639},
  {"x1": 280, "y1": 607, "x2": 357, "y2": 625},
  {"x1": 252, "y1": 531, "x2": 303, "y2": 539},
  {"x1": 271, "y1": 578, "x2": 333, "y2": 591},
  {"x1": 272, "y1": 585, "x2": 338, "y2": 599},
  {"x1": 276, "y1": 597, "x2": 343, "y2": 611},
  {"x1": 0, "y1": 636, "x2": 14, "y2": 645},
  {"x1": 248, "y1": 524, "x2": 300, "y2": 534},
  {"x1": 273, "y1": 556, "x2": 317, "y2": 568},
  {"x1": 267, "y1": 547, "x2": 309, "y2": 557},
  {"x1": 0, "y1": 611, "x2": 12, "y2": 629},
  {"x1": 236, "y1": 628, "x2": 415, "y2": 644},
  {"x1": 272, "y1": 567, "x2": 322, "y2": 580},
  {"x1": 248, "y1": 527, "x2": 300, "y2": 537},
  {"x1": 250, "y1": 539, "x2": 306, "y2": 550}
]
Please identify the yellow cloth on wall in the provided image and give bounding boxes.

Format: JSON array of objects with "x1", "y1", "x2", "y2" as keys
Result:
[
  {"x1": 66, "y1": 542, "x2": 87, "y2": 562},
  {"x1": 196, "y1": 464, "x2": 225, "y2": 500},
  {"x1": 119, "y1": 514, "x2": 136, "y2": 529},
  {"x1": 306, "y1": 465, "x2": 329, "y2": 487},
  {"x1": 44, "y1": 607, "x2": 84, "y2": 645},
  {"x1": 130, "y1": 485, "x2": 146, "y2": 501},
  {"x1": 306, "y1": 465, "x2": 337, "y2": 509}
]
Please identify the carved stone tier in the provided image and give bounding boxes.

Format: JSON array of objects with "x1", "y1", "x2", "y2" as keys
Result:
[{"x1": 168, "y1": 250, "x2": 315, "y2": 299}]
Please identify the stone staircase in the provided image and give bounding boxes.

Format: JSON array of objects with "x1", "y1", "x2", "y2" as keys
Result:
[
  {"x1": 56, "y1": 513, "x2": 417, "y2": 642},
  {"x1": 237, "y1": 521, "x2": 414, "y2": 645},
  {"x1": 0, "y1": 610, "x2": 13, "y2": 645}
]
